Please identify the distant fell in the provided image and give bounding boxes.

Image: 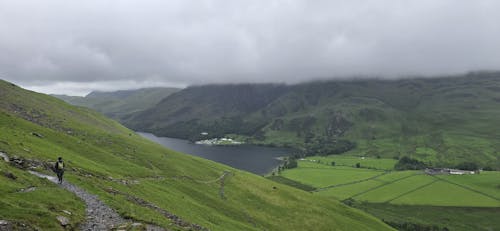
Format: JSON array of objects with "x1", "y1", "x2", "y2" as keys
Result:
[
  {"x1": 53, "y1": 87, "x2": 179, "y2": 121},
  {"x1": 125, "y1": 83, "x2": 289, "y2": 138}
]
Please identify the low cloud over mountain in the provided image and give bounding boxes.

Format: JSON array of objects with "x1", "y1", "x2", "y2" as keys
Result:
[{"x1": 1, "y1": 0, "x2": 500, "y2": 95}]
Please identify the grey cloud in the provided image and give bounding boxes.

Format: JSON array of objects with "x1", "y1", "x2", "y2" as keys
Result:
[{"x1": 1, "y1": 0, "x2": 499, "y2": 95}]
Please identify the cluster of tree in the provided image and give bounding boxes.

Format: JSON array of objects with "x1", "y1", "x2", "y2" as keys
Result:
[
  {"x1": 284, "y1": 157, "x2": 298, "y2": 169},
  {"x1": 304, "y1": 137, "x2": 356, "y2": 156},
  {"x1": 394, "y1": 158, "x2": 494, "y2": 171},
  {"x1": 454, "y1": 161, "x2": 479, "y2": 171},
  {"x1": 342, "y1": 198, "x2": 356, "y2": 206},
  {"x1": 394, "y1": 156, "x2": 428, "y2": 170},
  {"x1": 274, "y1": 157, "x2": 299, "y2": 175},
  {"x1": 482, "y1": 166, "x2": 496, "y2": 171},
  {"x1": 456, "y1": 162, "x2": 498, "y2": 171}
]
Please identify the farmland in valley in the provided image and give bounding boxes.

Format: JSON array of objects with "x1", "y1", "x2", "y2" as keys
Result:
[{"x1": 275, "y1": 156, "x2": 500, "y2": 230}]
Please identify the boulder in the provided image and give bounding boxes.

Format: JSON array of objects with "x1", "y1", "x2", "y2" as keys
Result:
[
  {"x1": 0, "y1": 152, "x2": 9, "y2": 162},
  {"x1": 31, "y1": 132, "x2": 44, "y2": 138},
  {"x1": 9, "y1": 156, "x2": 46, "y2": 170},
  {"x1": 3, "y1": 171, "x2": 16, "y2": 180},
  {"x1": 0, "y1": 220, "x2": 12, "y2": 231},
  {"x1": 56, "y1": 216, "x2": 70, "y2": 226}
]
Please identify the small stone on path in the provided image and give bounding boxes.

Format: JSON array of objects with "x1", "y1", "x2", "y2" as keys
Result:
[
  {"x1": 62, "y1": 210, "x2": 72, "y2": 215},
  {"x1": 31, "y1": 132, "x2": 44, "y2": 138}
]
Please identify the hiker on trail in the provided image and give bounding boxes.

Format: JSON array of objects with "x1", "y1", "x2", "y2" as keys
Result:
[{"x1": 54, "y1": 157, "x2": 65, "y2": 184}]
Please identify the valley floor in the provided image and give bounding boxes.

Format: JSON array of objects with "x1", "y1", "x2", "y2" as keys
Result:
[{"x1": 274, "y1": 155, "x2": 500, "y2": 230}]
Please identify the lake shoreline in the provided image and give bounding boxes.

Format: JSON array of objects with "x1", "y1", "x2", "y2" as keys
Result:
[{"x1": 137, "y1": 132, "x2": 291, "y2": 175}]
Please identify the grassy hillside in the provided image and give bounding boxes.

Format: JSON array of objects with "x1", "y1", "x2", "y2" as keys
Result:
[
  {"x1": 126, "y1": 72, "x2": 500, "y2": 169},
  {"x1": 0, "y1": 79, "x2": 391, "y2": 230},
  {"x1": 0, "y1": 160, "x2": 86, "y2": 230},
  {"x1": 53, "y1": 87, "x2": 179, "y2": 121}
]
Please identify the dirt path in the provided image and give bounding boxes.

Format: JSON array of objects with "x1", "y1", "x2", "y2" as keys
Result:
[{"x1": 28, "y1": 171, "x2": 165, "y2": 231}]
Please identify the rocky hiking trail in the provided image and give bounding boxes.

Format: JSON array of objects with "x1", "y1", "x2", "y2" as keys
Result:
[
  {"x1": 28, "y1": 171, "x2": 166, "y2": 231},
  {"x1": 2, "y1": 153, "x2": 212, "y2": 231}
]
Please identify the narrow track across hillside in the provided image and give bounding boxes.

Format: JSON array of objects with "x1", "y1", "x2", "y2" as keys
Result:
[{"x1": 28, "y1": 171, "x2": 165, "y2": 231}]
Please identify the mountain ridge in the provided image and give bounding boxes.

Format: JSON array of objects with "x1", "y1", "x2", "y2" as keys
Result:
[{"x1": 124, "y1": 72, "x2": 500, "y2": 169}]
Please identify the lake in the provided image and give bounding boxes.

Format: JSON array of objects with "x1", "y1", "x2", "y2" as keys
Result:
[{"x1": 138, "y1": 132, "x2": 291, "y2": 175}]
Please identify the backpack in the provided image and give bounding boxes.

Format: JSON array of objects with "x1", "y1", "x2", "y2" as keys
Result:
[{"x1": 56, "y1": 161, "x2": 64, "y2": 170}]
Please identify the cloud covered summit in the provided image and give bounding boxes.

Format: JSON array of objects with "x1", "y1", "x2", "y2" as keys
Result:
[{"x1": 1, "y1": 0, "x2": 499, "y2": 95}]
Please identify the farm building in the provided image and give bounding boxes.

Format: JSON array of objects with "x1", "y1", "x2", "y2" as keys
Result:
[{"x1": 425, "y1": 168, "x2": 477, "y2": 175}]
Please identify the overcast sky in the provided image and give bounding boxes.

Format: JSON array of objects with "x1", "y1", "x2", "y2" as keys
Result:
[{"x1": 1, "y1": 0, "x2": 499, "y2": 96}]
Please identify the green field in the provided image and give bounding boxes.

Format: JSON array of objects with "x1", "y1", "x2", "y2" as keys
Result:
[
  {"x1": 435, "y1": 171, "x2": 500, "y2": 199},
  {"x1": 284, "y1": 159, "x2": 500, "y2": 207},
  {"x1": 317, "y1": 179, "x2": 384, "y2": 200},
  {"x1": 354, "y1": 174, "x2": 436, "y2": 203},
  {"x1": 278, "y1": 157, "x2": 500, "y2": 230},
  {"x1": 353, "y1": 203, "x2": 500, "y2": 231},
  {"x1": 391, "y1": 180, "x2": 499, "y2": 207},
  {"x1": 307, "y1": 155, "x2": 398, "y2": 170},
  {"x1": 281, "y1": 161, "x2": 386, "y2": 188}
]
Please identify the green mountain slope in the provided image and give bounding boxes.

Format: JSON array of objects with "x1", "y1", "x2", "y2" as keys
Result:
[
  {"x1": 0, "y1": 79, "x2": 391, "y2": 230},
  {"x1": 125, "y1": 83, "x2": 289, "y2": 139},
  {"x1": 53, "y1": 87, "x2": 179, "y2": 121},
  {"x1": 126, "y1": 72, "x2": 500, "y2": 169}
]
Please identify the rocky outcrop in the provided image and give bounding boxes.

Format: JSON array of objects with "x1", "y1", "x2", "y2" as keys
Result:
[
  {"x1": 0, "y1": 220, "x2": 11, "y2": 231},
  {"x1": 9, "y1": 156, "x2": 51, "y2": 171}
]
